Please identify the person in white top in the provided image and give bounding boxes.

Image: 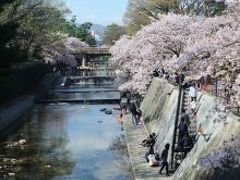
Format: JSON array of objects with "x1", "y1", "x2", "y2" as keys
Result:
[
  {"x1": 190, "y1": 100, "x2": 197, "y2": 114},
  {"x1": 148, "y1": 153, "x2": 160, "y2": 167},
  {"x1": 189, "y1": 84, "x2": 197, "y2": 101}
]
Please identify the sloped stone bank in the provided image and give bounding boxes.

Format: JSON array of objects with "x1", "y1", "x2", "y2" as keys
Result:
[{"x1": 140, "y1": 78, "x2": 240, "y2": 180}]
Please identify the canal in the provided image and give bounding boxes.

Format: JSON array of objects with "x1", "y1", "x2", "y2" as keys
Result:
[{"x1": 0, "y1": 68, "x2": 133, "y2": 180}]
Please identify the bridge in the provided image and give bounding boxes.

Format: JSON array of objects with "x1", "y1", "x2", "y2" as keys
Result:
[
  {"x1": 80, "y1": 47, "x2": 110, "y2": 55},
  {"x1": 76, "y1": 47, "x2": 111, "y2": 69}
]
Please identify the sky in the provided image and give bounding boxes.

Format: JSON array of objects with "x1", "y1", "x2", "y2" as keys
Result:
[{"x1": 64, "y1": 0, "x2": 128, "y2": 26}]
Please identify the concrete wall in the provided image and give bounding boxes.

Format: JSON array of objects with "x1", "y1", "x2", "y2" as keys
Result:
[
  {"x1": 141, "y1": 78, "x2": 178, "y2": 158},
  {"x1": 0, "y1": 96, "x2": 34, "y2": 131},
  {"x1": 141, "y1": 78, "x2": 240, "y2": 180}
]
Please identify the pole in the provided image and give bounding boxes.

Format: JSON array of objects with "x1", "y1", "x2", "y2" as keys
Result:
[
  {"x1": 215, "y1": 77, "x2": 218, "y2": 97},
  {"x1": 215, "y1": 77, "x2": 218, "y2": 111}
]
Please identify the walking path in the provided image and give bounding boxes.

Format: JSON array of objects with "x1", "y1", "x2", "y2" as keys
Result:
[{"x1": 123, "y1": 114, "x2": 170, "y2": 180}]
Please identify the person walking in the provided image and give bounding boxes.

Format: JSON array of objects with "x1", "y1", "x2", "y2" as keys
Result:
[
  {"x1": 189, "y1": 84, "x2": 197, "y2": 101},
  {"x1": 159, "y1": 143, "x2": 170, "y2": 176}
]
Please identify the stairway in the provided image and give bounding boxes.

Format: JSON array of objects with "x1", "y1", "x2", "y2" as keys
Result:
[{"x1": 171, "y1": 86, "x2": 199, "y2": 170}]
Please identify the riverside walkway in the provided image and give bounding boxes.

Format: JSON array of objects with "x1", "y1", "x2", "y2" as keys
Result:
[{"x1": 123, "y1": 114, "x2": 170, "y2": 180}]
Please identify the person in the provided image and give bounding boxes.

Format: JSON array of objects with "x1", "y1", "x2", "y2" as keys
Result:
[
  {"x1": 189, "y1": 84, "x2": 197, "y2": 101},
  {"x1": 120, "y1": 97, "x2": 128, "y2": 112},
  {"x1": 136, "y1": 109, "x2": 142, "y2": 125},
  {"x1": 118, "y1": 112, "x2": 123, "y2": 125},
  {"x1": 148, "y1": 153, "x2": 160, "y2": 167},
  {"x1": 145, "y1": 146, "x2": 154, "y2": 162},
  {"x1": 178, "y1": 118, "x2": 188, "y2": 143},
  {"x1": 153, "y1": 68, "x2": 160, "y2": 77},
  {"x1": 182, "y1": 133, "x2": 193, "y2": 157},
  {"x1": 180, "y1": 109, "x2": 190, "y2": 126},
  {"x1": 152, "y1": 132, "x2": 157, "y2": 141},
  {"x1": 224, "y1": 84, "x2": 231, "y2": 104},
  {"x1": 141, "y1": 134, "x2": 156, "y2": 147},
  {"x1": 179, "y1": 73, "x2": 185, "y2": 85},
  {"x1": 129, "y1": 104, "x2": 138, "y2": 125},
  {"x1": 159, "y1": 143, "x2": 170, "y2": 176},
  {"x1": 190, "y1": 100, "x2": 197, "y2": 114},
  {"x1": 174, "y1": 72, "x2": 179, "y2": 85}
]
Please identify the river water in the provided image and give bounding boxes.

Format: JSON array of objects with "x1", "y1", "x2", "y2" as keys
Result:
[{"x1": 0, "y1": 72, "x2": 132, "y2": 180}]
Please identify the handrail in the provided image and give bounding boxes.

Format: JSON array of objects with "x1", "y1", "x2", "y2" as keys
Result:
[{"x1": 170, "y1": 85, "x2": 183, "y2": 169}]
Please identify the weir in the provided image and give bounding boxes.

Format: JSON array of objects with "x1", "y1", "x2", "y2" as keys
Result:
[{"x1": 36, "y1": 67, "x2": 119, "y2": 104}]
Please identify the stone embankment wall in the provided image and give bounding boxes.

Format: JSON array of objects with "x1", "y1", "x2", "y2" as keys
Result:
[
  {"x1": 0, "y1": 96, "x2": 34, "y2": 131},
  {"x1": 141, "y1": 78, "x2": 240, "y2": 180}
]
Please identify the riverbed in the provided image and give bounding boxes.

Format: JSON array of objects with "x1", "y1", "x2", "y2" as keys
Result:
[{"x1": 0, "y1": 103, "x2": 132, "y2": 180}]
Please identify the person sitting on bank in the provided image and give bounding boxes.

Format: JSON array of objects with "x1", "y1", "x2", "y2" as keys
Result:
[
  {"x1": 141, "y1": 133, "x2": 156, "y2": 147},
  {"x1": 159, "y1": 143, "x2": 170, "y2": 176},
  {"x1": 145, "y1": 146, "x2": 154, "y2": 162},
  {"x1": 148, "y1": 153, "x2": 160, "y2": 167}
]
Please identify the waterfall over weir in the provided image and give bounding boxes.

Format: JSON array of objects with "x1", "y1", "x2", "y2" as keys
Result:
[{"x1": 36, "y1": 66, "x2": 120, "y2": 104}]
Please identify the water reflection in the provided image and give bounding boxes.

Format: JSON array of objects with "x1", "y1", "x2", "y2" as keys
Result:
[{"x1": 0, "y1": 104, "x2": 132, "y2": 180}]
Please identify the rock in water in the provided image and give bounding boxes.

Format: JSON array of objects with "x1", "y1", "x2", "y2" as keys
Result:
[
  {"x1": 99, "y1": 108, "x2": 107, "y2": 112},
  {"x1": 105, "y1": 110, "x2": 113, "y2": 115}
]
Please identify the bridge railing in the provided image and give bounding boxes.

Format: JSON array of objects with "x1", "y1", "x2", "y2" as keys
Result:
[{"x1": 81, "y1": 47, "x2": 110, "y2": 54}]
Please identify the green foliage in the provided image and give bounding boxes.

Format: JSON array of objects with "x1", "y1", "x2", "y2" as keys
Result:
[
  {"x1": 102, "y1": 23, "x2": 126, "y2": 45},
  {"x1": 61, "y1": 19, "x2": 97, "y2": 46},
  {"x1": 0, "y1": 0, "x2": 21, "y2": 69},
  {"x1": 180, "y1": 0, "x2": 227, "y2": 16},
  {"x1": 0, "y1": 0, "x2": 69, "y2": 70},
  {"x1": 124, "y1": 0, "x2": 150, "y2": 36}
]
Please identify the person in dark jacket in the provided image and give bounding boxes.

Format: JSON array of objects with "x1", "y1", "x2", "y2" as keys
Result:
[
  {"x1": 182, "y1": 133, "x2": 193, "y2": 157},
  {"x1": 129, "y1": 104, "x2": 138, "y2": 125},
  {"x1": 159, "y1": 143, "x2": 170, "y2": 176},
  {"x1": 178, "y1": 118, "x2": 188, "y2": 143},
  {"x1": 141, "y1": 132, "x2": 157, "y2": 147}
]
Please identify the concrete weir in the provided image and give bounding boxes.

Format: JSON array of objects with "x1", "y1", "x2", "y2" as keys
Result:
[{"x1": 124, "y1": 78, "x2": 240, "y2": 180}]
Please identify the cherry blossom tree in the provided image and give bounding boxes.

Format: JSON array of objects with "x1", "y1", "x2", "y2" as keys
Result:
[
  {"x1": 110, "y1": 10, "x2": 240, "y2": 105},
  {"x1": 42, "y1": 33, "x2": 89, "y2": 67}
]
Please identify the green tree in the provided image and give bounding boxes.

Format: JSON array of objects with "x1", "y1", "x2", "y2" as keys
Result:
[
  {"x1": 0, "y1": 0, "x2": 69, "y2": 69},
  {"x1": 61, "y1": 21, "x2": 96, "y2": 46},
  {"x1": 124, "y1": 0, "x2": 179, "y2": 36},
  {"x1": 102, "y1": 23, "x2": 126, "y2": 45},
  {"x1": 0, "y1": 0, "x2": 27, "y2": 70},
  {"x1": 180, "y1": 0, "x2": 227, "y2": 16}
]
